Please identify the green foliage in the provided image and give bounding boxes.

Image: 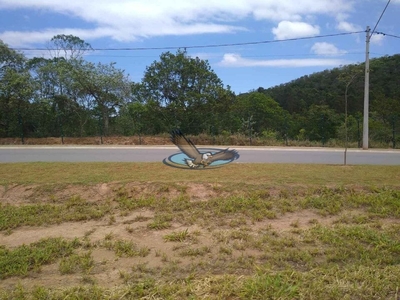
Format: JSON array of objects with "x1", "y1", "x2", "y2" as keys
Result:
[
  {"x1": 59, "y1": 251, "x2": 94, "y2": 274},
  {"x1": 163, "y1": 229, "x2": 190, "y2": 242},
  {"x1": 262, "y1": 55, "x2": 400, "y2": 145},
  {"x1": 140, "y1": 49, "x2": 228, "y2": 134},
  {"x1": 0, "y1": 41, "x2": 33, "y2": 139},
  {"x1": 102, "y1": 237, "x2": 151, "y2": 257},
  {"x1": 0, "y1": 238, "x2": 79, "y2": 279},
  {"x1": 240, "y1": 273, "x2": 298, "y2": 299},
  {"x1": 234, "y1": 92, "x2": 290, "y2": 137},
  {"x1": 1, "y1": 34, "x2": 400, "y2": 146},
  {"x1": 304, "y1": 104, "x2": 341, "y2": 142}
]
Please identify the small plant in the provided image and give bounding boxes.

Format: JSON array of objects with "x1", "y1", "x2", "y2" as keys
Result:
[
  {"x1": 138, "y1": 246, "x2": 151, "y2": 257},
  {"x1": 113, "y1": 240, "x2": 138, "y2": 257},
  {"x1": 163, "y1": 229, "x2": 190, "y2": 242},
  {"x1": 290, "y1": 220, "x2": 300, "y2": 228},
  {"x1": 104, "y1": 232, "x2": 114, "y2": 240},
  {"x1": 161, "y1": 253, "x2": 169, "y2": 262},
  {"x1": 125, "y1": 226, "x2": 134, "y2": 233},
  {"x1": 133, "y1": 214, "x2": 152, "y2": 222},
  {"x1": 219, "y1": 246, "x2": 233, "y2": 255},
  {"x1": 59, "y1": 252, "x2": 94, "y2": 275},
  {"x1": 147, "y1": 215, "x2": 172, "y2": 230},
  {"x1": 119, "y1": 270, "x2": 131, "y2": 283},
  {"x1": 81, "y1": 274, "x2": 96, "y2": 285}
]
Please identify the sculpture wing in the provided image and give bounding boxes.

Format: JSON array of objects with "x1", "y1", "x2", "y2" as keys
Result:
[
  {"x1": 208, "y1": 149, "x2": 239, "y2": 163},
  {"x1": 170, "y1": 129, "x2": 200, "y2": 159}
]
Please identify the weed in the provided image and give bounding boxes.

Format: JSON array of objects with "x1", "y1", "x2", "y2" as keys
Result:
[
  {"x1": 125, "y1": 226, "x2": 134, "y2": 233},
  {"x1": 133, "y1": 214, "x2": 152, "y2": 222},
  {"x1": 112, "y1": 240, "x2": 138, "y2": 257},
  {"x1": 147, "y1": 214, "x2": 172, "y2": 230},
  {"x1": 59, "y1": 252, "x2": 94, "y2": 275},
  {"x1": 290, "y1": 219, "x2": 300, "y2": 228},
  {"x1": 219, "y1": 246, "x2": 233, "y2": 255},
  {"x1": 108, "y1": 215, "x2": 116, "y2": 225},
  {"x1": 163, "y1": 229, "x2": 190, "y2": 242}
]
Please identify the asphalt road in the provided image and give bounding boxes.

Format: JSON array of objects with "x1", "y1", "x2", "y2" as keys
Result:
[{"x1": 0, "y1": 146, "x2": 399, "y2": 165}]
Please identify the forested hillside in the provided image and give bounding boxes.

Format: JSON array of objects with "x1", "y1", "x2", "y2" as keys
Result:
[
  {"x1": 259, "y1": 55, "x2": 400, "y2": 146},
  {"x1": 1, "y1": 35, "x2": 399, "y2": 147}
]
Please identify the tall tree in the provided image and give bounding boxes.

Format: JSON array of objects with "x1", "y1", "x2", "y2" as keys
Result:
[
  {"x1": 142, "y1": 49, "x2": 225, "y2": 133},
  {"x1": 28, "y1": 35, "x2": 95, "y2": 137},
  {"x1": 48, "y1": 34, "x2": 93, "y2": 60},
  {"x1": 74, "y1": 61, "x2": 131, "y2": 135},
  {"x1": 234, "y1": 92, "x2": 290, "y2": 137},
  {"x1": 0, "y1": 41, "x2": 33, "y2": 139}
]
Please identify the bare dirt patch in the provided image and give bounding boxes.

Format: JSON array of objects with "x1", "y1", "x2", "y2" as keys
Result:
[{"x1": 257, "y1": 210, "x2": 337, "y2": 232}]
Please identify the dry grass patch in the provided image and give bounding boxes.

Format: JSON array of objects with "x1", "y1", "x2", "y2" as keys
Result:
[{"x1": 1, "y1": 163, "x2": 400, "y2": 299}]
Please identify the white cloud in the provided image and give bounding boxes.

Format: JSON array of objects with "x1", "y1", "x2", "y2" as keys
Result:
[
  {"x1": 0, "y1": 0, "x2": 356, "y2": 46},
  {"x1": 311, "y1": 42, "x2": 347, "y2": 56},
  {"x1": 272, "y1": 21, "x2": 320, "y2": 40},
  {"x1": 0, "y1": 24, "x2": 243, "y2": 48},
  {"x1": 336, "y1": 21, "x2": 362, "y2": 32},
  {"x1": 219, "y1": 53, "x2": 349, "y2": 67},
  {"x1": 370, "y1": 33, "x2": 385, "y2": 45},
  {"x1": 0, "y1": 28, "x2": 116, "y2": 48}
]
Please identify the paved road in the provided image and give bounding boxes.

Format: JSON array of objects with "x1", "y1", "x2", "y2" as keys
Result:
[{"x1": 0, "y1": 146, "x2": 399, "y2": 165}]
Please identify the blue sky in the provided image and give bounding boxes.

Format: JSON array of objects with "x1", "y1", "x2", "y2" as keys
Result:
[{"x1": 0, "y1": 0, "x2": 399, "y2": 94}]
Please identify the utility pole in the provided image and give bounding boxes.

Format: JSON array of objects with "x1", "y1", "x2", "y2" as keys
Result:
[{"x1": 363, "y1": 26, "x2": 370, "y2": 150}]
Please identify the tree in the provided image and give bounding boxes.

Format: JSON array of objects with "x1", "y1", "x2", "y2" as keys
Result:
[
  {"x1": 142, "y1": 49, "x2": 225, "y2": 133},
  {"x1": 304, "y1": 105, "x2": 340, "y2": 143},
  {"x1": 28, "y1": 57, "x2": 86, "y2": 137},
  {"x1": 0, "y1": 41, "x2": 33, "y2": 140},
  {"x1": 74, "y1": 61, "x2": 131, "y2": 136},
  {"x1": 48, "y1": 34, "x2": 93, "y2": 60},
  {"x1": 234, "y1": 92, "x2": 290, "y2": 137}
]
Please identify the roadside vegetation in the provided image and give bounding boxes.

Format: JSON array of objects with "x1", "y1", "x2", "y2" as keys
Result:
[
  {"x1": 1, "y1": 36, "x2": 399, "y2": 148},
  {"x1": 0, "y1": 163, "x2": 399, "y2": 299}
]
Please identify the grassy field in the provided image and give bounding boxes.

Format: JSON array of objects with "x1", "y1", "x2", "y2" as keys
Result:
[{"x1": 0, "y1": 163, "x2": 399, "y2": 299}]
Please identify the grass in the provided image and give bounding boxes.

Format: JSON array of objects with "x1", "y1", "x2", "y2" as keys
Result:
[
  {"x1": 101, "y1": 237, "x2": 151, "y2": 258},
  {"x1": 0, "y1": 196, "x2": 111, "y2": 230},
  {"x1": 164, "y1": 229, "x2": 190, "y2": 242},
  {"x1": 59, "y1": 251, "x2": 94, "y2": 275},
  {"x1": 0, "y1": 162, "x2": 399, "y2": 186},
  {"x1": 1, "y1": 162, "x2": 400, "y2": 299},
  {"x1": 0, "y1": 238, "x2": 80, "y2": 279}
]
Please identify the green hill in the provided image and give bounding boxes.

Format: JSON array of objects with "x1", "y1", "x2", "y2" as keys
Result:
[{"x1": 256, "y1": 54, "x2": 400, "y2": 147}]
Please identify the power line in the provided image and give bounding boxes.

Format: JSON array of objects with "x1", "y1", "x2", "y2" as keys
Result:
[
  {"x1": 371, "y1": 0, "x2": 391, "y2": 36},
  {"x1": 13, "y1": 31, "x2": 364, "y2": 52},
  {"x1": 376, "y1": 31, "x2": 400, "y2": 39},
  {"x1": 81, "y1": 51, "x2": 366, "y2": 59}
]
